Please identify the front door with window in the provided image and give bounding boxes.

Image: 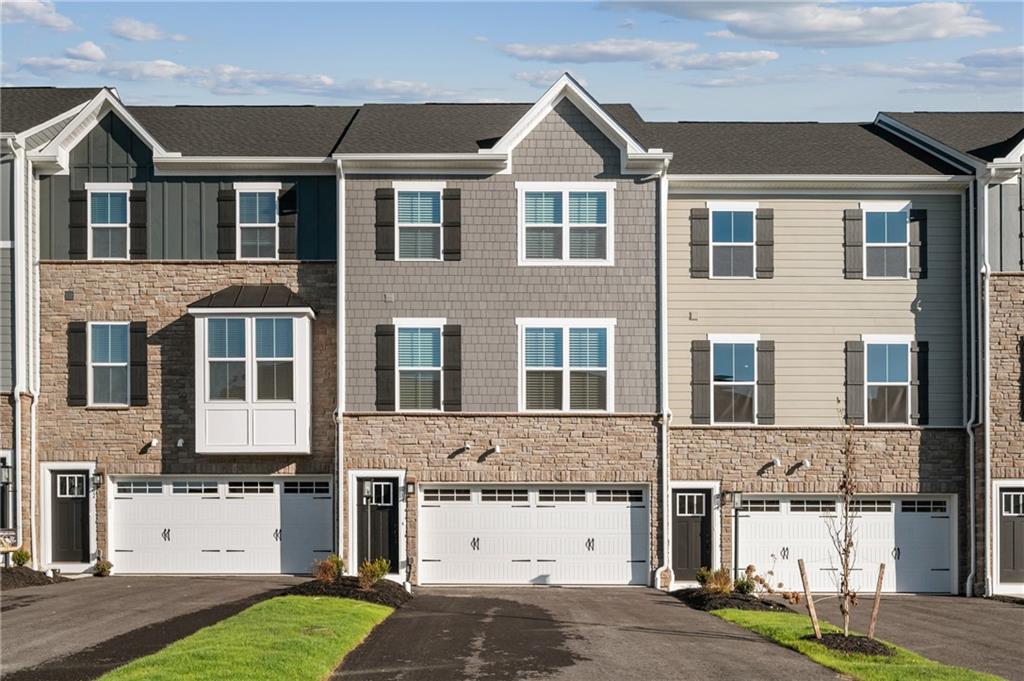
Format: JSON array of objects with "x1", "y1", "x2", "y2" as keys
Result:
[
  {"x1": 1001, "y1": 489, "x2": 1024, "y2": 584},
  {"x1": 52, "y1": 471, "x2": 90, "y2": 562},
  {"x1": 672, "y1": 489, "x2": 712, "y2": 581},
  {"x1": 356, "y1": 478, "x2": 399, "y2": 573}
]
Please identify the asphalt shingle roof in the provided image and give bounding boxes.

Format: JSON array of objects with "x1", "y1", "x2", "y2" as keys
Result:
[
  {"x1": 884, "y1": 112, "x2": 1024, "y2": 162},
  {"x1": 0, "y1": 86, "x2": 102, "y2": 134},
  {"x1": 637, "y1": 121, "x2": 963, "y2": 175},
  {"x1": 128, "y1": 105, "x2": 359, "y2": 157}
]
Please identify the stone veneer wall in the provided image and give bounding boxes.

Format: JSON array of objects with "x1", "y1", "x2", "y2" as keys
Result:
[
  {"x1": 35, "y1": 262, "x2": 337, "y2": 560},
  {"x1": 989, "y1": 274, "x2": 1024, "y2": 481},
  {"x1": 669, "y1": 425, "x2": 968, "y2": 586},
  {"x1": 343, "y1": 413, "x2": 661, "y2": 584}
]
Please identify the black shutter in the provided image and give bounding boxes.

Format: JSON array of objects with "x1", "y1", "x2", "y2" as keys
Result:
[
  {"x1": 690, "y1": 208, "x2": 710, "y2": 278},
  {"x1": 909, "y1": 209, "x2": 927, "y2": 279},
  {"x1": 375, "y1": 324, "x2": 396, "y2": 411},
  {"x1": 69, "y1": 190, "x2": 88, "y2": 260},
  {"x1": 845, "y1": 340, "x2": 865, "y2": 425},
  {"x1": 442, "y1": 188, "x2": 462, "y2": 261},
  {"x1": 844, "y1": 209, "x2": 863, "y2": 279},
  {"x1": 755, "y1": 208, "x2": 774, "y2": 279},
  {"x1": 128, "y1": 189, "x2": 147, "y2": 259},
  {"x1": 67, "y1": 321, "x2": 87, "y2": 406},
  {"x1": 217, "y1": 189, "x2": 236, "y2": 260},
  {"x1": 278, "y1": 186, "x2": 297, "y2": 260},
  {"x1": 691, "y1": 340, "x2": 711, "y2": 424},
  {"x1": 442, "y1": 324, "x2": 462, "y2": 411},
  {"x1": 375, "y1": 188, "x2": 395, "y2": 261},
  {"x1": 911, "y1": 341, "x2": 928, "y2": 425},
  {"x1": 130, "y1": 321, "x2": 148, "y2": 406},
  {"x1": 756, "y1": 340, "x2": 775, "y2": 425}
]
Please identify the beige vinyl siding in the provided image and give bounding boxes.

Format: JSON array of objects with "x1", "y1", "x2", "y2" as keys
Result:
[{"x1": 668, "y1": 194, "x2": 963, "y2": 426}]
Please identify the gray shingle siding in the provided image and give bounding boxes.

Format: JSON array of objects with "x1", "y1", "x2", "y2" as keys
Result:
[
  {"x1": 38, "y1": 112, "x2": 337, "y2": 260},
  {"x1": 345, "y1": 99, "x2": 658, "y2": 412},
  {"x1": 989, "y1": 180, "x2": 1023, "y2": 273}
]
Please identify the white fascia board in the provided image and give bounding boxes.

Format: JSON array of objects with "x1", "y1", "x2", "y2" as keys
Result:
[
  {"x1": 489, "y1": 73, "x2": 646, "y2": 157},
  {"x1": 667, "y1": 174, "x2": 971, "y2": 183},
  {"x1": 873, "y1": 114, "x2": 981, "y2": 174},
  {"x1": 334, "y1": 152, "x2": 508, "y2": 175},
  {"x1": 187, "y1": 307, "x2": 316, "y2": 319}
]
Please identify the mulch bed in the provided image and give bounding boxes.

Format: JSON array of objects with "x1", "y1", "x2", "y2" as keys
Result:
[
  {"x1": 287, "y1": 576, "x2": 413, "y2": 609},
  {"x1": 1, "y1": 566, "x2": 69, "y2": 591},
  {"x1": 671, "y1": 587, "x2": 795, "y2": 613},
  {"x1": 989, "y1": 594, "x2": 1024, "y2": 606},
  {"x1": 804, "y1": 633, "x2": 895, "y2": 657}
]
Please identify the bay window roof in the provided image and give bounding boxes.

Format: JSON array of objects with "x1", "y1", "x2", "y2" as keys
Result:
[{"x1": 188, "y1": 285, "x2": 314, "y2": 314}]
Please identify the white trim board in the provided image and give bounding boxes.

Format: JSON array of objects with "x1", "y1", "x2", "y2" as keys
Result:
[
  {"x1": 346, "y1": 469, "x2": 408, "y2": 587},
  {"x1": 668, "y1": 480, "x2": 721, "y2": 591},
  {"x1": 40, "y1": 462, "x2": 98, "y2": 573}
]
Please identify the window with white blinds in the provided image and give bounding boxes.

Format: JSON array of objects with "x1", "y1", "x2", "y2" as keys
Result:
[
  {"x1": 397, "y1": 325, "x2": 442, "y2": 410},
  {"x1": 255, "y1": 318, "x2": 293, "y2": 401},
  {"x1": 89, "y1": 189, "x2": 129, "y2": 259},
  {"x1": 518, "y1": 182, "x2": 614, "y2": 265},
  {"x1": 397, "y1": 190, "x2": 442, "y2": 260},
  {"x1": 237, "y1": 190, "x2": 278, "y2": 259},
  {"x1": 89, "y1": 322, "x2": 130, "y2": 406},
  {"x1": 519, "y1": 318, "x2": 614, "y2": 411}
]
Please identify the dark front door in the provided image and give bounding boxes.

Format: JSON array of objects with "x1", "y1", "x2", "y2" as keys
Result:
[
  {"x1": 672, "y1": 489, "x2": 712, "y2": 581},
  {"x1": 51, "y1": 471, "x2": 90, "y2": 563},
  {"x1": 357, "y1": 477, "x2": 399, "y2": 573},
  {"x1": 1000, "y1": 488, "x2": 1024, "y2": 584}
]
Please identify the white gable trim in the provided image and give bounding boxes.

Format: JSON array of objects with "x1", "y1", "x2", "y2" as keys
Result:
[
  {"x1": 489, "y1": 73, "x2": 646, "y2": 157},
  {"x1": 13, "y1": 103, "x2": 90, "y2": 150},
  {"x1": 31, "y1": 89, "x2": 179, "y2": 173}
]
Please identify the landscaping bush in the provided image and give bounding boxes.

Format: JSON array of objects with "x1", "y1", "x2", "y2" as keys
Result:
[
  {"x1": 358, "y1": 557, "x2": 390, "y2": 591},
  {"x1": 12, "y1": 549, "x2": 30, "y2": 567},
  {"x1": 94, "y1": 558, "x2": 113, "y2": 577},
  {"x1": 695, "y1": 566, "x2": 712, "y2": 587},
  {"x1": 704, "y1": 567, "x2": 733, "y2": 594},
  {"x1": 734, "y1": 577, "x2": 756, "y2": 595},
  {"x1": 314, "y1": 554, "x2": 345, "y2": 584}
]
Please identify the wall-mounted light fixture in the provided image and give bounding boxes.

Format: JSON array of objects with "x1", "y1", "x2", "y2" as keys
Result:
[
  {"x1": 406, "y1": 481, "x2": 416, "y2": 495},
  {"x1": 0, "y1": 462, "x2": 12, "y2": 485},
  {"x1": 493, "y1": 445, "x2": 501, "y2": 454},
  {"x1": 91, "y1": 472, "x2": 104, "y2": 488},
  {"x1": 176, "y1": 438, "x2": 184, "y2": 448},
  {"x1": 800, "y1": 459, "x2": 811, "y2": 470},
  {"x1": 149, "y1": 438, "x2": 159, "y2": 449}
]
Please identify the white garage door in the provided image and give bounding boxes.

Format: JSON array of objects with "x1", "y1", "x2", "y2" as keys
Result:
[
  {"x1": 110, "y1": 477, "x2": 333, "y2": 574},
  {"x1": 736, "y1": 496, "x2": 954, "y2": 594},
  {"x1": 418, "y1": 486, "x2": 649, "y2": 585}
]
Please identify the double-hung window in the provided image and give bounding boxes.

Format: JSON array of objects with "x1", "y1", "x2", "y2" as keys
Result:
[
  {"x1": 865, "y1": 339, "x2": 910, "y2": 424},
  {"x1": 255, "y1": 318, "x2": 294, "y2": 400},
  {"x1": 87, "y1": 183, "x2": 130, "y2": 260},
  {"x1": 863, "y1": 203, "x2": 909, "y2": 278},
  {"x1": 518, "y1": 182, "x2": 614, "y2": 265},
  {"x1": 236, "y1": 183, "x2": 279, "y2": 259},
  {"x1": 208, "y1": 318, "x2": 246, "y2": 401},
  {"x1": 519, "y1": 319, "x2": 614, "y2": 411},
  {"x1": 710, "y1": 336, "x2": 756, "y2": 424},
  {"x1": 395, "y1": 183, "x2": 443, "y2": 260},
  {"x1": 89, "y1": 322, "x2": 129, "y2": 406},
  {"x1": 396, "y1": 321, "x2": 443, "y2": 411},
  {"x1": 709, "y1": 202, "x2": 755, "y2": 278}
]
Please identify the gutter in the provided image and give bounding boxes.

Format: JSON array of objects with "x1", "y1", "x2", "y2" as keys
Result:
[{"x1": 653, "y1": 162, "x2": 672, "y2": 590}]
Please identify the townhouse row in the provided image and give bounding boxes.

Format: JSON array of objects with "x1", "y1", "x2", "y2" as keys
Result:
[{"x1": 1, "y1": 77, "x2": 1021, "y2": 595}]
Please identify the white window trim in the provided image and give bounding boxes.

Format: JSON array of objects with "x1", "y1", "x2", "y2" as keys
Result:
[
  {"x1": 393, "y1": 317, "x2": 446, "y2": 413},
  {"x1": 860, "y1": 200, "x2": 911, "y2": 281},
  {"x1": 515, "y1": 317, "x2": 616, "y2": 413},
  {"x1": 234, "y1": 182, "x2": 282, "y2": 261},
  {"x1": 708, "y1": 333, "x2": 759, "y2": 426},
  {"x1": 86, "y1": 321, "x2": 130, "y2": 407},
  {"x1": 707, "y1": 201, "x2": 758, "y2": 280},
  {"x1": 516, "y1": 181, "x2": 615, "y2": 267},
  {"x1": 394, "y1": 181, "x2": 445, "y2": 262},
  {"x1": 85, "y1": 182, "x2": 132, "y2": 261},
  {"x1": 254, "y1": 318, "x2": 296, "y2": 403},
  {"x1": 862, "y1": 334, "x2": 913, "y2": 425}
]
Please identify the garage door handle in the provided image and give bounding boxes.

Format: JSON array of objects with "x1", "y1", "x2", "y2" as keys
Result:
[{"x1": 780, "y1": 547, "x2": 789, "y2": 560}]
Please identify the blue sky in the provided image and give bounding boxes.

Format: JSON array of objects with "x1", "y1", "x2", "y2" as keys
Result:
[{"x1": 2, "y1": 1, "x2": 1021, "y2": 121}]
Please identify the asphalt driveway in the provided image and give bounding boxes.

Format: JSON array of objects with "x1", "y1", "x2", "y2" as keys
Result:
[
  {"x1": 1, "y1": 575, "x2": 304, "y2": 680},
  {"x1": 334, "y1": 587, "x2": 839, "y2": 681},
  {"x1": 817, "y1": 595, "x2": 1023, "y2": 681}
]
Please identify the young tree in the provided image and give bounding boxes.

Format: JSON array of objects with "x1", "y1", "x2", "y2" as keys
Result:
[{"x1": 824, "y1": 414, "x2": 859, "y2": 637}]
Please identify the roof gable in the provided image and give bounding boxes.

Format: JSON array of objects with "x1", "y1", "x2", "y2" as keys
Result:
[
  {"x1": 880, "y1": 111, "x2": 1024, "y2": 164},
  {"x1": 1, "y1": 87, "x2": 102, "y2": 135}
]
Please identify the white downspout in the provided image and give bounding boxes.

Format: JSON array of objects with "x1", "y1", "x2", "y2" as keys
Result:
[
  {"x1": 335, "y1": 159, "x2": 346, "y2": 572},
  {"x1": 979, "y1": 173, "x2": 993, "y2": 596},
  {"x1": 8, "y1": 137, "x2": 26, "y2": 557},
  {"x1": 964, "y1": 182, "x2": 978, "y2": 597},
  {"x1": 653, "y1": 163, "x2": 671, "y2": 589},
  {"x1": 27, "y1": 148, "x2": 42, "y2": 570}
]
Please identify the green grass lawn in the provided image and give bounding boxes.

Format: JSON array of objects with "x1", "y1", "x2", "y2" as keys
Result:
[
  {"x1": 100, "y1": 595, "x2": 392, "y2": 681},
  {"x1": 714, "y1": 609, "x2": 1003, "y2": 681}
]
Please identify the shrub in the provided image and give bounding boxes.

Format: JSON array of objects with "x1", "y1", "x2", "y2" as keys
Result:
[
  {"x1": 12, "y1": 549, "x2": 30, "y2": 567},
  {"x1": 358, "y1": 557, "x2": 390, "y2": 591},
  {"x1": 313, "y1": 554, "x2": 345, "y2": 584},
  {"x1": 703, "y1": 567, "x2": 733, "y2": 594},
  {"x1": 94, "y1": 559, "x2": 113, "y2": 577},
  {"x1": 734, "y1": 577, "x2": 756, "y2": 595},
  {"x1": 695, "y1": 566, "x2": 713, "y2": 587}
]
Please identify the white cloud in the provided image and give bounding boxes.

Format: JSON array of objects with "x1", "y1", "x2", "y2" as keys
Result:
[
  {"x1": 666, "y1": 50, "x2": 779, "y2": 70},
  {"x1": 1, "y1": 0, "x2": 74, "y2": 31},
  {"x1": 501, "y1": 38, "x2": 698, "y2": 65},
  {"x1": 513, "y1": 69, "x2": 588, "y2": 88},
  {"x1": 17, "y1": 50, "x2": 456, "y2": 101},
  {"x1": 958, "y1": 45, "x2": 1024, "y2": 69},
  {"x1": 626, "y1": 1, "x2": 999, "y2": 47},
  {"x1": 706, "y1": 29, "x2": 736, "y2": 39},
  {"x1": 64, "y1": 41, "x2": 106, "y2": 62},
  {"x1": 687, "y1": 72, "x2": 806, "y2": 88},
  {"x1": 820, "y1": 46, "x2": 1023, "y2": 92},
  {"x1": 111, "y1": 17, "x2": 187, "y2": 42}
]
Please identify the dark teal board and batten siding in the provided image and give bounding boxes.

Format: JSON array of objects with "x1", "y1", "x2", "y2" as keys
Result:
[
  {"x1": 988, "y1": 180, "x2": 1023, "y2": 273},
  {"x1": 38, "y1": 112, "x2": 337, "y2": 261}
]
